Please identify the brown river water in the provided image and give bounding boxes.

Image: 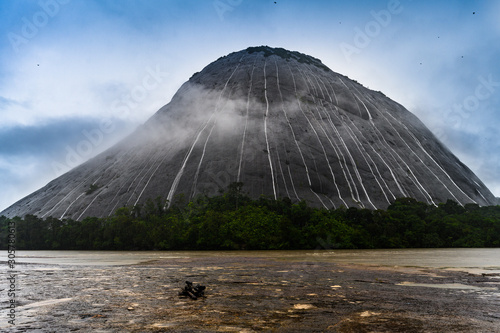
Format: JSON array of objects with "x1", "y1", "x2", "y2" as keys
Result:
[{"x1": 12, "y1": 248, "x2": 500, "y2": 273}]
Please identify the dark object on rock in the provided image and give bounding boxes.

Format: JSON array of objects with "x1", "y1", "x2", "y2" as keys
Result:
[
  {"x1": 80, "y1": 313, "x2": 107, "y2": 319},
  {"x1": 179, "y1": 281, "x2": 206, "y2": 300}
]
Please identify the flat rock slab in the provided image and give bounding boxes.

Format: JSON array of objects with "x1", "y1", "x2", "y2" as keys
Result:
[{"x1": 1, "y1": 256, "x2": 499, "y2": 332}]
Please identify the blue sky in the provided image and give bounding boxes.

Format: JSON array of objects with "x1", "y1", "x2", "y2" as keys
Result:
[{"x1": 1, "y1": 0, "x2": 499, "y2": 211}]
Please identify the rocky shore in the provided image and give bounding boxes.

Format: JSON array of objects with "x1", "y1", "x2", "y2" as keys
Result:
[{"x1": 2, "y1": 255, "x2": 499, "y2": 332}]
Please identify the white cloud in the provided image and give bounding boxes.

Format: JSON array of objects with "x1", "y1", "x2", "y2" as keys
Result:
[{"x1": 0, "y1": 40, "x2": 177, "y2": 128}]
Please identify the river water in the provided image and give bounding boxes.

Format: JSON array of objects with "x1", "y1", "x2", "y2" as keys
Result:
[{"x1": 13, "y1": 248, "x2": 500, "y2": 274}]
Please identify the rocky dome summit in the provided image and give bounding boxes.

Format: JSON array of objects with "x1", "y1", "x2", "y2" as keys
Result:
[{"x1": 2, "y1": 46, "x2": 497, "y2": 219}]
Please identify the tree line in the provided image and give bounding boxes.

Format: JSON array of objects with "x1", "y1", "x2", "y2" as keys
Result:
[{"x1": 1, "y1": 182, "x2": 499, "y2": 250}]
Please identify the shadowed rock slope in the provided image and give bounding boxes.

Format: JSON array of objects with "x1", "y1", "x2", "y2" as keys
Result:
[{"x1": 2, "y1": 46, "x2": 497, "y2": 219}]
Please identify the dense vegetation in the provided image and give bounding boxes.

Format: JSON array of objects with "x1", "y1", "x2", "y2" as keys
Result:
[{"x1": 1, "y1": 183, "x2": 500, "y2": 250}]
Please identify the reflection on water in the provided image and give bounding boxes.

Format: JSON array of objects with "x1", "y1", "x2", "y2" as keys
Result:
[
  {"x1": 11, "y1": 248, "x2": 500, "y2": 274},
  {"x1": 396, "y1": 282, "x2": 498, "y2": 290},
  {"x1": 14, "y1": 251, "x2": 190, "y2": 266}
]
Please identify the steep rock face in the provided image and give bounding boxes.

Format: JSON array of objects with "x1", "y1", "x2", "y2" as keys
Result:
[{"x1": 2, "y1": 46, "x2": 497, "y2": 219}]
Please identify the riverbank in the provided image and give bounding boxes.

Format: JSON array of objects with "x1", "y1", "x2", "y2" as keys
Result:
[{"x1": 2, "y1": 255, "x2": 500, "y2": 332}]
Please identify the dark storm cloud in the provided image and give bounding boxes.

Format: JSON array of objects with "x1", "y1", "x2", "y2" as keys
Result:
[{"x1": 0, "y1": 118, "x2": 130, "y2": 158}]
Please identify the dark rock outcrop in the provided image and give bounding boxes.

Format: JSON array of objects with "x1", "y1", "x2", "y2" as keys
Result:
[{"x1": 2, "y1": 46, "x2": 497, "y2": 219}]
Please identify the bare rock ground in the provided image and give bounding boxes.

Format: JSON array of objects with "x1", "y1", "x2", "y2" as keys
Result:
[{"x1": 1, "y1": 256, "x2": 500, "y2": 332}]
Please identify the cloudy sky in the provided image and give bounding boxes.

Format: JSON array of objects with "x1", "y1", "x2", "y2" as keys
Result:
[{"x1": 1, "y1": 0, "x2": 499, "y2": 211}]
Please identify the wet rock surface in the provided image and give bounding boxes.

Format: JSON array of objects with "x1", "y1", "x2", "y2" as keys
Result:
[
  {"x1": 3, "y1": 46, "x2": 497, "y2": 220},
  {"x1": 2, "y1": 256, "x2": 500, "y2": 332}
]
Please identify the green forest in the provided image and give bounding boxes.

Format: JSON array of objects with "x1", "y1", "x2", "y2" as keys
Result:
[{"x1": 1, "y1": 183, "x2": 500, "y2": 250}]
